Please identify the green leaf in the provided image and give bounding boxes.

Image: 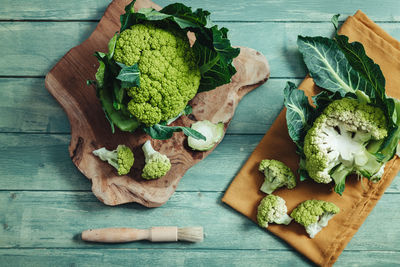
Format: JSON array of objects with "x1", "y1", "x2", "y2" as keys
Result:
[
  {"x1": 297, "y1": 35, "x2": 373, "y2": 99},
  {"x1": 116, "y1": 62, "x2": 140, "y2": 88},
  {"x1": 283, "y1": 82, "x2": 314, "y2": 144},
  {"x1": 112, "y1": 80, "x2": 124, "y2": 109},
  {"x1": 160, "y1": 3, "x2": 210, "y2": 27},
  {"x1": 335, "y1": 34, "x2": 385, "y2": 101},
  {"x1": 107, "y1": 33, "x2": 118, "y2": 60},
  {"x1": 98, "y1": 89, "x2": 140, "y2": 133},
  {"x1": 331, "y1": 14, "x2": 340, "y2": 30},
  {"x1": 312, "y1": 90, "x2": 348, "y2": 113},
  {"x1": 298, "y1": 158, "x2": 310, "y2": 181},
  {"x1": 183, "y1": 105, "x2": 192, "y2": 115},
  {"x1": 120, "y1": 0, "x2": 136, "y2": 32},
  {"x1": 95, "y1": 60, "x2": 105, "y2": 88},
  {"x1": 144, "y1": 124, "x2": 206, "y2": 140}
]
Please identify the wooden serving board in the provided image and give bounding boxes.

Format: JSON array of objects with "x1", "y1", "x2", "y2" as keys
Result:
[{"x1": 44, "y1": 0, "x2": 270, "y2": 207}]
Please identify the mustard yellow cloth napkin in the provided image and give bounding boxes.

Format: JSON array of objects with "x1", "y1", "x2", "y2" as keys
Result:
[{"x1": 222, "y1": 10, "x2": 400, "y2": 266}]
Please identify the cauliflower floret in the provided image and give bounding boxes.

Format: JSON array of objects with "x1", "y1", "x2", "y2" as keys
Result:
[
  {"x1": 141, "y1": 140, "x2": 171, "y2": 180},
  {"x1": 93, "y1": 145, "x2": 134, "y2": 175},
  {"x1": 114, "y1": 23, "x2": 201, "y2": 126},
  {"x1": 291, "y1": 199, "x2": 339, "y2": 238},
  {"x1": 304, "y1": 98, "x2": 388, "y2": 193},
  {"x1": 257, "y1": 195, "x2": 292, "y2": 228},
  {"x1": 258, "y1": 159, "x2": 296, "y2": 194}
]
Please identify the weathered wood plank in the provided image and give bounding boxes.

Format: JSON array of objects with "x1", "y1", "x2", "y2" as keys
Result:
[
  {"x1": 0, "y1": 191, "x2": 399, "y2": 251},
  {"x1": 1, "y1": 0, "x2": 400, "y2": 22},
  {"x1": 1, "y1": 249, "x2": 400, "y2": 267},
  {"x1": 1, "y1": 22, "x2": 399, "y2": 76},
  {"x1": 0, "y1": 78, "x2": 70, "y2": 133},
  {"x1": 1, "y1": 133, "x2": 399, "y2": 192},
  {"x1": 0, "y1": 78, "x2": 290, "y2": 134}
]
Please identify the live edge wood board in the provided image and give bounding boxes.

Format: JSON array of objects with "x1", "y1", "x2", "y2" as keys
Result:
[{"x1": 44, "y1": 0, "x2": 270, "y2": 207}]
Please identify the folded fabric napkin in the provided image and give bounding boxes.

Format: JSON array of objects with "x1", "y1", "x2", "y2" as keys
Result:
[{"x1": 222, "y1": 10, "x2": 400, "y2": 267}]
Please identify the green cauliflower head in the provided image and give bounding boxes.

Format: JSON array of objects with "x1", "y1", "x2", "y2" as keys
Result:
[
  {"x1": 113, "y1": 22, "x2": 201, "y2": 126},
  {"x1": 257, "y1": 194, "x2": 292, "y2": 228},
  {"x1": 291, "y1": 199, "x2": 339, "y2": 238},
  {"x1": 141, "y1": 140, "x2": 171, "y2": 180},
  {"x1": 258, "y1": 159, "x2": 297, "y2": 194},
  {"x1": 92, "y1": 145, "x2": 134, "y2": 175},
  {"x1": 304, "y1": 98, "x2": 388, "y2": 193}
]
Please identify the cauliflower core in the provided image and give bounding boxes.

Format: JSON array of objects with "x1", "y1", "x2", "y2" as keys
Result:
[
  {"x1": 113, "y1": 23, "x2": 201, "y2": 126},
  {"x1": 304, "y1": 98, "x2": 388, "y2": 186}
]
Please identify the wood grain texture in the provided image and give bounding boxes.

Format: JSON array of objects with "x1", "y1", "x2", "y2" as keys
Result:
[
  {"x1": 0, "y1": 78, "x2": 286, "y2": 134},
  {"x1": 2, "y1": 0, "x2": 400, "y2": 265},
  {"x1": 44, "y1": 0, "x2": 270, "y2": 207},
  {"x1": 1, "y1": 133, "x2": 400, "y2": 193},
  {"x1": 2, "y1": 22, "x2": 400, "y2": 77},
  {"x1": 4, "y1": 249, "x2": 400, "y2": 267},
  {"x1": 1, "y1": 191, "x2": 399, "y2": 251},
  {"x1": 1, "y1": 0, "x2": 400, "y2": 21}
]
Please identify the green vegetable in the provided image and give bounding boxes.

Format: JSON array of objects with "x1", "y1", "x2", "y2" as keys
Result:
[
  {"x1": 257, "y1": 194, "x2": 292, "y2": 228},
  {"x1": 291, "y1": 199, "x2": 339, "y2": 238},
  {"x1": 93, "y1": 145, "x2": 134, "y2": 175},
  {"x1": 258, "y1": 159, "x2": 296, "y2": 194},
  {"x1": 283, "y1": 15, "x2": 400, "y2": 195},
  {"x1": 304, "y1": 98, "x2": 387, "y2": 190},
  {"x1": 141, "y1": 140, "x2": 171, "y2": 180},
  {"x1": 187, "y1": 120, "x2": 224, "y2": 151},
  {"x1": 90, "y1": 0, "x2": 239, "y2": 140}
]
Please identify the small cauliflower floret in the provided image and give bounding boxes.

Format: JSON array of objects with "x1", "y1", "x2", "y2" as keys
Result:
[
  {"x1": 257, "y1": 194, "x2": 292, "y2": 228},
  {"x1": 141, "y1": 140, "x2": 171, "y2": 180},
  {"x1": 304, "y1": 98, "x2": 388, "y2": 193},
  {"x1": 291, "y1": 199, "x2": 339, "y2": 238},
  {"x1": 113, "y1": 22, "x2": 201, "y2": 126},
  {"x1": 258, "y1": 159, "x2": 296, "y2": 194},
  {"x1": 93, "y1": 145, "x2": 134, "y2": 175}
]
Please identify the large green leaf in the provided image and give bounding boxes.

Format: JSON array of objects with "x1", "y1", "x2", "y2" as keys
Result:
[
  {"x1": 98, "y1": 89, "x2": 140, "y2": 133},
  {"x1": 298, "y1": 35, "x2": 373, "y2": 99},
  {"x1": 283, "y1": 81, "x2": 314, "y2": 145},
  {"x1": 335, "y1": 34, "x2": 385, "y2": 100},
  {"x1": 116, "y1": 62, "x2": 140, "y2": 89}
]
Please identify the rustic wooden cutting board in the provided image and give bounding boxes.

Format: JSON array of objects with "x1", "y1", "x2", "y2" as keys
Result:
[{"x1": 45, "y1": 0, "x2": 270, "y2": 207}]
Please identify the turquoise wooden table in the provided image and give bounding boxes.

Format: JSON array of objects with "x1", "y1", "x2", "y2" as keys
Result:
[{"x1": 1, "y1": 0, "x2": 400, "y2": 266}]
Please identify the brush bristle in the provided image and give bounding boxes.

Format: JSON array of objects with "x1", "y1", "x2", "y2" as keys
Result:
[{"x1": 177, "y1": 227, "x2": 204, "y2": 242}]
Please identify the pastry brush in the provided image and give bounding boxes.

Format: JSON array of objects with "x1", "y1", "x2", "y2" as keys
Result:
[{"x1": 81, "y1": 226, "x2": 203, "y2": 243}]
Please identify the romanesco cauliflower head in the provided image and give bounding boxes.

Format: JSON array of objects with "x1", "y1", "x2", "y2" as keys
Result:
[
  {"x1": 257, "y1": 194, "x2": 292, "y2": 228},
  {"x1": 93, "y1": 145, "x2": 134, "y2": 175},
  {"x1": 258, "y1": 159, "x2": 296, "y2": 194},
  {"x1": 304, "y1": 98, "x2": 388, "y2": 192},
  {"x1": 291, "y1": 199, "x2": 339, "y2": 238},
  {"x1": 113, "y1": 22, "x2": 201, "y2": 126},
  {"x1": 141, "y1": 140, "x2": 171, "y2": 180}
]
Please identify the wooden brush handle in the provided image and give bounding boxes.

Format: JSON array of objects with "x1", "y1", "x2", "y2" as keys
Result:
[
  {"x1": 81, "y1": 227, "x2": 178, "y2": 243},
  {"x1": 81, "y1": 228, "x2": 150, "y2": 243}
]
